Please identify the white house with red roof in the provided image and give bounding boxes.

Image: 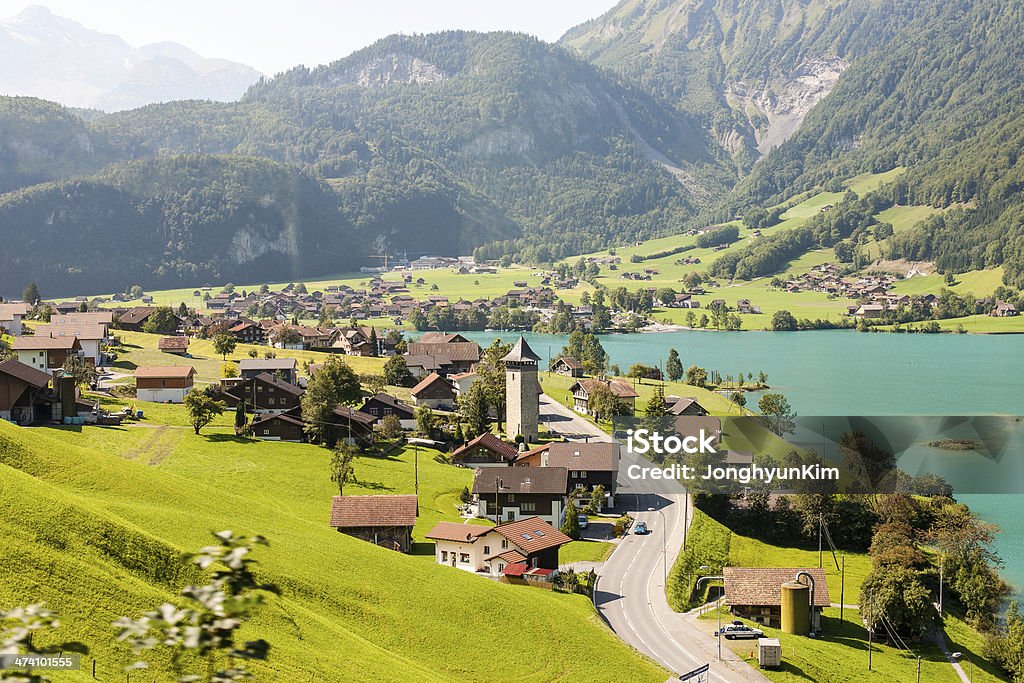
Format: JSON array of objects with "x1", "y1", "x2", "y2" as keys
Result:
[{"x1": 424, "y1": 516, "x2": 571, "y2": 579}]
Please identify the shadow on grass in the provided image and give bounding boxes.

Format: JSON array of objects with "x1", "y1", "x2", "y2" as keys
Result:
[
  {"x1": 354, "y1": 479, "x2": 393, "y2": 491},
  {"x1": 410, "y1": 542, "x2": 435, "y2": 557},
  {"x1": 202, "y1": 433, "x2": 256, "y2": 444}
]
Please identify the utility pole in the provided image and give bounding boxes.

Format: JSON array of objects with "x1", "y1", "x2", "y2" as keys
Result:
[
  {"x1": 494, "y1": 476, "x2": 503, "y2": 524},
  {"x1": 818, "y1": 514, "x2": 823, "y2": 569},
  {"x1": 867, "y1": 592, "x2": 873, "y2": 671},
  {"x1": 840, "y1": 555, "x2": 845, "y2": 623},
  {"x1": 414, "y1": 443, "x2": 419, "y2": 515},
  {"x1": 916, "y1": 656, "x2": 922, "y2": 683}
]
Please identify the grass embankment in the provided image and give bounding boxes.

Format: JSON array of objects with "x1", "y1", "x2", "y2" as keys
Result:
[
  {"x1": 0, "y1": 414, "x2": 668, "y2": 682},
  {"x1": 673, "y1": 507, "x2": 1008, "y2": 681},
  {"x1": 560, "y1": 540, "x2": 616, "y2": 564}
]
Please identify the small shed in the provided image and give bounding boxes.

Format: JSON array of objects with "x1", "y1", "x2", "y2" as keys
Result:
[{"x1": 758, "y1": 638, "x2": 781, "y2": 669}]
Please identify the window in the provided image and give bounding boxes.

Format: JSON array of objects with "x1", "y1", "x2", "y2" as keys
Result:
[
  {"x1": 501, "y1": 539, "x2": 509, "y2": 549},
  {"x1": 459, "y1": 553, "x2": 470, "y2": 563},
  {"x1": 505, "y1": 510, "x2": 515, "y2": 521},
  {"x1": 571, "y1": 471, "x2": 578, "y2": 478},
  {"x1": 263, "y1": 430, "x2": 270, "y2": 436},
  {"x1": 483, "y1": 545, "x2": 490, "y2": 555},
  {"x1": 507, "y1": 493, "x2": 515, "y2": 503},
  {"x1": 369, "y1": 407, "x2": 378, "y2": 415},
  {"x1": 575, "y1": 483, "x2": 585, "y2": 489},
  {"x1": 384, "y1": 408, "x2": 392, "y2": 415},
  {"x1": 521, "y1": 502, "x2": 536, "y2": 512},
  {"x1": 441, "y1": 550, "x2": 448, "y2": 562},
  {"x1": 580, "y1": 471, "x2": 587, "y2": 479}
]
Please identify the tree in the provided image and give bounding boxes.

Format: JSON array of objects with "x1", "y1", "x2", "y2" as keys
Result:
[
  {"x1": 382, "y1": 355, "x2": 414, "y2": 387},
  {"x1": 183, "y1": 390, "x2": 225, "y2": 435},
  {"x1": 177, "y1": 301, "x2": 189, "y2": 317},
  {"x1": 330, "y1": 444, "x2": 358, "y2": 495},
  {"x1": 859, "y1": 565, "x2": 936, "y2": 637},
  {"x1": 415, "y1": 404, "x2": 435, "y2": 437},
  {"x1": 380, "y1": 414, "x2": 403, "y2": 440},
  {"x1": 771, "y1": 310, "x2": 798, "y2": 331},
  {"x1": 730, "y1": 391, "x2": 747, "y2": 412},
  {"x1": 234, "y1": 398, "x2": 247, "y2": 432},
  {"x1": 213, "y1": 333, "x2": 237, "y2": 360},
  {"x1": 758, "y1": 393, "x2": 796, "y2": 436},
  {"x1": 221, "y1": 362, "x2": 238, "y2": 378},
  {"x1": 587, "y1": 383, "x2": 625, "y2": 422},
  {"x1": 684, "y1": 365, "x2": 708, "y2": 388},
  {"x1": 584, "y1": 484, "x2": 606, "y2": 515},
  {"x1": 142, "y1": 306, "x2": 178, "y2": 335},
  {"x1": 248, "y1": 348, "x2": 259, "y2": 358},
  {"x1": 22, "y1": 281, "x2": 40, "y2": 305},
  {"x1": 475, "y1": 338, "x2": 511, "y2": 429},
  {"x1": 561, "y1": 493, "x2": 582, "y2": 539},
  {"x1": 114, "y1": 531, "x2": 275, "y2": 683},
  {"x1": 61, "y1": 355, "x2": 97, "y2": 389},
  {"x1": 301, "y1": 356, "x2": 362, "y2": 444},
  {"x1": 368, "y1": 327, "x2": 379, "y2": 357},
  {"x1": 128, "y1": 284, "x2": 144, "y2": 300},
  {"x1": 627, "y1": 363, "x2": 661, "y2": 382},
  {"x1": 458, "y1": 382, "x2": 489, "y2": 438},
  {"x1": 666, "y1": 348, "x2": 683, "y2": 382}
]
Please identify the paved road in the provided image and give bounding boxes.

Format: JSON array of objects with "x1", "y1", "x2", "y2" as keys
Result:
[{"x1": 539, "y1": 395, "x2": 767, "y2": 682}]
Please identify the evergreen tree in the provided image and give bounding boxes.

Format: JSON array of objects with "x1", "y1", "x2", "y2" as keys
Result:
[{"x1": 666, "y1": 348, "x2": 683, "y2": 382}]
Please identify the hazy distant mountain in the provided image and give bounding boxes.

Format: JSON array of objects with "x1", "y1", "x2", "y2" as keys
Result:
[{"x1": 0, "y1": 5, "x2": 262, "y2": 111}]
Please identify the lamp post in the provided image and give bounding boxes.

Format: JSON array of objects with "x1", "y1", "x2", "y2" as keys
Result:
[
  {"x1": 696, "y1": 574, "x2": 725, "y2": 661},
  {"x1": 648, "y1": 506, "x2": 667, "y2": 584}
]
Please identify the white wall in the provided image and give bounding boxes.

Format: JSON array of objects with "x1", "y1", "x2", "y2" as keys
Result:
[{"x1": 136, "y1": 387, "x2": 189, "y2": 403}]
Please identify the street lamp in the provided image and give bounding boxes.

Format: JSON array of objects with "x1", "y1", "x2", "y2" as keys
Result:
[
  {"x1": 696, "y1": 574, "x2": 725, "y2": 661},
  {"x1": 648, "y1": 506, "x2": 667, "y2": 584}
]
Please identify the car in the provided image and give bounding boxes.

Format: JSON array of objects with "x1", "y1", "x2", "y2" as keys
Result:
[
  {"x1": 578, "y1": 515, "x2": 589, "y2": 529},
  {"x1": 715, "y1": 624, "x2": 764, "y2": 640},
  {"x1": 633, "y1": 521, "x2": 649, "y2": 535}
]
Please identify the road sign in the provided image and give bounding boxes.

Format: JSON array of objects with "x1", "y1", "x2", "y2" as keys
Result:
[{"x1": 680, "y1": 663, "x2": 709, "y2": 682}]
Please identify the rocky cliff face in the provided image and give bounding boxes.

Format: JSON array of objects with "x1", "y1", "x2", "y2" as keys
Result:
[{"x1": 725, "y1": 57, "x2": 848, "y2": 156}]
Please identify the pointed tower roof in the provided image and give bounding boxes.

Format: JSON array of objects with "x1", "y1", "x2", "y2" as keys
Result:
[{"x1": 501, "y1": 335, "x2": 541, "y2": 363}]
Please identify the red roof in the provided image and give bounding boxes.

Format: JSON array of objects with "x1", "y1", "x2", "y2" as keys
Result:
[
  {"x1": 492, "y1": 516, "x2": 572, "y2": 554},
  {"x1": 329, "y1": 495, "x2": 418, "y2": 528},
  {"x1": 134, "y1": 366, "x2": 195, "y2": 379},
  {"x1": 424, "y1": 521, "x2": 491, "y2": 543},
  {"x1": 502, "y1": 562, "x2": 529, "y2": 577},
  {"x1": 451, "y1": 432, "x2": 519, "y2": 463}
]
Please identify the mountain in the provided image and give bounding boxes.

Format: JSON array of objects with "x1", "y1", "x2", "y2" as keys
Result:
[
  {"x1": 0, "y1": 6, "x2": 262, "y2": 111},
  {"x1": 563, "y1": 0, "x2": 1024, "y2": 288},
  {"x1": 560, "y1": 0, "x2": 924, "y2": 169}
]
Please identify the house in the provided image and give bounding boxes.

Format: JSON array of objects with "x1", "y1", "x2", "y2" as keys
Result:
[
  {"x1": 238, "y1": 358, "x2": 298, "y2": 385},
  {"x1": 330, "y1": 495, "x2": 418, "y2": 553},
  {"x1": 723, "y1": 567, "x2": 831, "y2": 630},
  {"x1": 854, "y1": 304, "x2": 885, "y2": 319},
  {"x1": 568, "y1": 378, "x2": 640, "y2": 416},
  {"x1": 410, "y1": 372, "x2": 456, "y2": 410},
  {"x1": 251, "y1": 411, "x2": 305, "y2": 442},
  {"x1": 223, "y1": 373, "x2": 303, "y2": 414},
  {"x1": 471, "y1": 466, "x2": 568, "y2": 525},
  {"x1": 157, "y1": 336, "x2": 190, "y2": 356},
  {"x1": 0, "y1": 303, "x2": 32, "y2": 335},
  {"x1": 451, "y1": 432, "x2": 520, "y2": 468},
  {"x1": 33, "y1": 324, "x2": 106, "y2": 366},
  {"x1": 360, "y1": 393, "x2": 415, "y2": 428},
  {"x1": 665, "y1": 397, "x2": 709, "y2": 416},
  {"x1": 425, "y1": 516, "x2": 571, "y2": 579},
  {"x1": 134, "y1": 366, "x2": 196, "y2": 403},
  {"x1": 406, "y1": 340, "x2": 480, "y2": 374},
  {"x1": 12, "y1": 336, "x2": 82, "y2": 375},
  {"x1": 545, "y1": 442, "x2": 620, "y2": 506},
  {"x1": 992, "y1": 300, "x2": 1019, "y2": 317},
  {"x1": 403, "y1": 354, "x2": 448, "y2": 379},
  {"x1": 228, "y1": 320, "x2": 265, "y2": 344},
  {"x1": 330, "y1": 405, "x2": 377, "y2": 445},
  {"x1": 50, "y1": 311, "x2": 113, "y2": 335},
  {"x1": 117, "y1": 307, "x2": 160, "y2": 332},
  {"x1": 449, "y1": 371, "x2": 478, "y2": 396},
  {"x1": 551, "y1": 357, "x2": 584, "y2": 377},
  {"x1": 0, "y1": 359, "x2": 56, "y2": 424}
]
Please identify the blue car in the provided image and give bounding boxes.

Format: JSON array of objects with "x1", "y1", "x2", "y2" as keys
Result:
[{"x1": 633, "y1": 521, "x2": 649, "y2": 535}]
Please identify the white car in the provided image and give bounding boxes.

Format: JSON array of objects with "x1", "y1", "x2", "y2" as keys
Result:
[{"x1": 716, "y1": 624, "x2": 764, "y2": 640}]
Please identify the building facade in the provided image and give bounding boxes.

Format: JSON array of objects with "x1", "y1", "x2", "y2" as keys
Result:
[{"x1": 503, "y1": 336, "x2": 540, "y2": 442}]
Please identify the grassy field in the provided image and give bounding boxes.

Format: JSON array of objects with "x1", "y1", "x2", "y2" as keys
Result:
[
  {"x1": 112, "y1": 330, "x2": 388, "y2": 385},
  {"x1": 676, "y1": 508, "x2": 1007, "y2": 681},
  {"x1": 539, "y1": 371, "x2": 743, "y2": 416},
  {"x1": 560, "y1": 540, "x2": 616, "y2": 564},
  {"x1": 0, "y1": 413, "x2": 669, "y2": 681}
]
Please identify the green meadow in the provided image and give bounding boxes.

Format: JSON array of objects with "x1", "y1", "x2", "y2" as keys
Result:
[{"x1": 0, "y1": 414, "x2": 669, "y2": 682}]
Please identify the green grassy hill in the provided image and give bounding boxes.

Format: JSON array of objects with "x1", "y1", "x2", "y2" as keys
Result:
[{"x1": 0, "y1": 418, "x2": 667, "y2": 681}]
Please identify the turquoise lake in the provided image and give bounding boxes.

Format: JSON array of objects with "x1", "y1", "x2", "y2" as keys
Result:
[{"x1": 455, "y1": 329, "x2": 1024, "y2": 593}]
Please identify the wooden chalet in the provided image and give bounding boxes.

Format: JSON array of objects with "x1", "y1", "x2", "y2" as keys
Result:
[{"x1": 329, "y1": 494, "x2": 418, "y2": 552}]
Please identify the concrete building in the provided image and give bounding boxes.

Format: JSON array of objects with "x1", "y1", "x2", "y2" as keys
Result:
[{"x1": 503, "y1": 335, "x2": 540, "y2": 442}]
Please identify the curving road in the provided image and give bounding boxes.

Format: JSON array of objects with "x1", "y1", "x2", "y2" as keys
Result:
[{"x1": 539, "y1": 394, "x2": 767, "y2": 682}]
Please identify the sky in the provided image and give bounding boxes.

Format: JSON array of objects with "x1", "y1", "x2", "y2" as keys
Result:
[{"x1": 0, "y1": 1, "x2": 618, "y2": 75}]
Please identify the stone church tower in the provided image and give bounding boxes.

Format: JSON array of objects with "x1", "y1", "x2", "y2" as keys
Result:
[{"x1": 503, "y1": 335, "x2": 541, "y2": 442}]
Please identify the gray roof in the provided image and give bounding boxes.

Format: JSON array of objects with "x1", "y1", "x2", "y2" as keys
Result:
[
  {"x1": 501, "y1": 335, "x2": 541, "y2": 363},
  {"x1": 238, "y1": 358, "x2": 298, "y2": 372},
  {"x1": 472, "y1": 466, "x2": 567, "y2": 495}
]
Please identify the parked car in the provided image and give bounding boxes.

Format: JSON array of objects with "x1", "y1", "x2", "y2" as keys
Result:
[
  {"x1": 578, "y1": 515, "x2": 589, "y2": 529},
  {"x1": 633, "y1": 521, "x2": 649, "y2": 535},
  {"x1": 715, "y1": 624, "x2": 764, "y2": 640}
]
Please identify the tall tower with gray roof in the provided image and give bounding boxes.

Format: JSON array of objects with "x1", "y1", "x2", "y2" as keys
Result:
[{"x1": 502, "y1": 335, "x2": 540, "y2": 442}]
